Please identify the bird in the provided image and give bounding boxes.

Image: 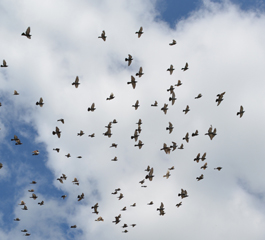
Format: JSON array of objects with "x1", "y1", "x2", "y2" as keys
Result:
[
  {"x1": 175, "y1": 80, "x2": 182, "y2": 86},
  {"x1": 134, "y1": 140, "x2": 144, "y2": 149},
  {"x1": 169, "y1": 91, "x2": 177, "y2": 105},
  {"x1": 196, "y1": 174, "x2": 204, "y2": 181},
  {"x1": 170, "y1": 141, "x2": 177, "y2": 151},
  {"x1": 135, "y1": 26, "x2": 143, "y2": 38},
  {"x1": 167, "y1": 65, "x2": 175, "y2": 75},
  {"x1": 121, "y1": 223, "x2": 128, "y2": 228},
  {"x1": 183, "y1": 132, "x2": 189, "y2": 143},
  {"x1": 145, "y1": 166, "x2": 150, "y2": 172},
  {"x1": 163, "y1": 170, "x2": 171, "y2": 179},
  {"x1": 77, "y1": 193, "x2": 84, "y2": 201},
  {"x1": 112, "y1": 119, "x2": 118, "y2": 124},
  {"x1": 88, "y1": 133, "x2": 95, "y2": 138},
  {"x1": 103, "y1": 128, "x2": 112, "y2": 138},
  {"x1": 115, "y1": 188, "x2": 121, "y2": 192},
  {"x1": 1, "y1": 60, "x2": 8, "y2": 67},
  {"x1": 137, "y1": 125, "x2": 142, "y2": 134},
  {"x1": 136, "y1": 119, "x2": 142, "y2": 126},
  {"x1": 214, "y1": 167, "x2": 222, "y2": 171},
  {"x1": 194, "y1": 153, "x2": 201, "y2": 163},
  {"x1": 14, "y1": 218, "x2": 20, "y2": 221},
  {"x1": 157, "y1": 202, "x2": 165, "y2": 216},
  {"x1": 112, "y1": 191, "x2": 118, "y2": 195},
  {"x1": 122, "y1": 230, "x2": 128, "y2": 233},
  {"x1": 98, "y1": 30, "x2": 106, "y2": 41},
  {"x1": 91, "y1": 203, "x2": 99, "y2": 214},
  {"x1": 65, "y1": 153, "x2": 71, "y2": 158},
  {"x1": 35, "y1": 97, "x2": 44, "y2": 107},
  {"x1": 237, "y1": 105, "x2": 245, "y2": 118},
  {"x1": 131, "y1": 224, "x2": 136, "y2": 227},
  {"x1": 0, "y1": 163, "x2": 2, "y2": 169},
  {"x1": 209, "y1": 128, "x2": 217, "y2": 140},
  {"x1": 136, "y1": 67, "x2": 144, "y2": 77},
  {"x1": 72, "y1": 178, "x2": 79, "y2": 185},
  {"x1": 15, "y1": 139, "x2": 22, "y2": 145},
  {"x1": 147, "y1": 201, "x2": 153, "y2": 205},
  {"x1": 131, "y1": 203, "x2": 136, "y2": 207},
  {"x1": 87, "y1": 103, "x2": 96, "y2": 112},
  {"x1": 176, "y1": 202, "x2": 182, "y2": 208},
  {"x1": 21, "y1": 229, "x2": 28, "y2": 232},
  {"x1": 201, "y1": 152, "x2": 206, "y2": 161},
  {"x1": 111, "y1": 156, "x2": 118, "y2": 161},
  {"x1": 127, "y1": 76, "x2": 137, "y2": 89},
  {"x1": 195, "y1": 93, "x2": 202, "y2": 99},
  {"x1": 169, "y1": 39, "x2": 176, "y2": 46},
  {"x1": 70, "y1": 225, "x2": 77, "y2": 228},
  {"x1": 30, "y1": 193, "x2": 38, "y2": 200},
  {"x1": 121, "y1": 206, "x2": 126, "y2": 211},
  {"x1": 61, "y1": 174, "x2": 67, "y2": 180},
  {"x1": 151, "y1": 101, "x2": 158, "y2": 107},
  {"x1": 106, "y1": 93, "x2": 115, "y2": 100},
  {"x1": 38, "y1": 201, "x2": 44, "y2": 205},
  {"x1": 57, "y1": 178, "x2": 63, "y2": 184},
  {"x1": 112, "y1": 214, "x2": 121, "y2": 224},
  {"x1": 32, "y1": 150, "x2": 39, "y2": 155},
  {"x1": 141, "y1": 185, "x2": 147, "y2": 188},
  {"x1": 52, "y1": 127, "x2": 61, "y2": 138},
  {"x1": 183, "y1": 105, "x2": 190, "y2": 114},
  {"x1": 168, "y1": 166, "x2": 174, "y2": 170},
  {"x1": 21, "y1": 27, "x2": 31, "y2": 39},
  {"x1": 77, "y1": 156, "x2": 83, "y2": 158},
  {"x1": 201, "y1": 163, "x2": 207, "y2": 170},
  {"x1": 19, "y1": 201, "x2": 26, "y2": 205},
  {"x1": 53, "y1": 148, "x2": 60, "y2": 152},
  {"x1": 95, "y1": 216, "x2": 104, "y2": 221},
  {"x1": 161, "y1": 103, "x2": 168, "y2": 114},
  {"x1": 178, "y1": 189, "x2": 188, "y2": 198},
  {"x1": 118, "y1": 193, "x2": 124, "y2": 200},
  {"x1": 131, "y1": 129, "x2": 139, "y2": 142},
  {"x1": 178, "y1": 143, "x2": 184, "y2": 149},
  {"x1": 72, "y1": 76, "x2": 80, "y2": 88},
  {"x1": 24, "y1": 233, "x2": 31, "y2": 236},
  {"x1": 139, "y1": 179, "x2": 145, "y2": 184},
  {"x1": 30, "y1": 181, "x2": 37, "y2": 184},
  {"x1": 110, "y1": 143, "x2": 117, "y2": 148},
  {"x1": 132, "y1": 100, "x2": 140, "y2": 110},
  {"x1": 13, "y1": 90, "x2": 19, "y2": 95},
  {"x1": 181, "y1": 62, "x2": 189, "y2": 71},
  {"x1": 11, "y1": 135, "x2": 20, "y2": 142},
  {"x1": 145, "y1": 167, "x2": 154, "y2": 181},
  {"x1": 125, "y1": 54, "x2": 133, "y2": 66},
  {"x1": 28, "y1": 189, "x2": 34, "y2": 192},
  {"x1": 77, "y1": 130, "x2": 84, "y2": 136},
  {"x1": 56, "y1": 119, "x2": 64, "y2": 124},
  {"x1": 216, "y1": 92, "x2": 226, "y2": 106},
  {"x1": 160, "y1": 143, "x2": 171, "y2": 154},
  {"x1": 105, "y1": 122, "x2": 112, "y2": 129},
  {"x1": 61, "y1": 195, "x2": 67, "y2": 199},
  {"x1": 192, "y1": 130, "x2": 199, "y2": 137},
  {"x1": 167, "y1": 85, "x2": 175, "y2": 94},
  {"x1": 166, "y1": 122, "x2": 174, "y2": 133}
]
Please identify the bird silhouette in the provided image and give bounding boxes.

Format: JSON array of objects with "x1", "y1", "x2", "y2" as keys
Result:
[
  {"x1": 169, "y1": 39, "x2": 176, "y2": 46},
  {"x1": 1, "y1": 59, "x2": 8, "y2": 67},
  {"x1": 127, "y1": 76, "x2": 137, "y2": 89},
  {"x1": 125, "y1": 54, "x2": 133, "y2": 66},
  {"x1": 88, "y1": 103, "x2": 96, "y2": 112},
  {"x1": 237, "y1": 105, "x2": 245, "y2": 118},
  {"x1": 167, "y1": 65, "x2": 175, "y2": 75},
  {"x1": 136, "y1": 67, "x2": 144, "y2": 77},
  {"x1": 72, "y1": 76, "x2": 80, "y2": 88},
  {"x1": 181, "y1": 62, "x2": 189, "y2": 71},
  {"x1": 98, "y1": 30, "x2": 107, "y2": 41},
  {"x1": 135, "y1": 27, "x2": 143, "y2": 38},
  {"x1": 21, "y1": 27, "x2": 31, "y2": 39}
]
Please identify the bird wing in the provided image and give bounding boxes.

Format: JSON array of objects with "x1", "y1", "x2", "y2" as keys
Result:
[{"x1": 26, "y1": 27, "x2": 30, "y2": 35}]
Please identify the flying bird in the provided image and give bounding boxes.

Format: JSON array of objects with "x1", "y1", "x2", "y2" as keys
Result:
[
  {"x1": 163, "y1": 170, "x2": 171, "y2": 179},
  {"x1": 13, "y1": 90, "x2": 19, "y2": 95},
  {"x1": 132, "y1": 100, "x2": 140, "y2": 110},
  {"x1": 170, "y1": 141, "x2": 177, "y2": 151},
  {"x1": 127, "y1": 76, "x2": 137, "y2": 89},
  {"x1": 77, "y1": 193, "x2": 84, "y2": 201},
  {"x1": 91, "y1": 203, "x2": 99, "y2": 214},
  {"x1": 134, "y1": 140, "x2": 144, "y2": 149},
  {"x1": 32, "y1": 150, "x2": 39, "y2": 155},
  {"x1": 70, "y1": 225, "x2": 77, "y2": 228},
  {"x1": 121, "y1": 206, "x2": 126, "y2": 211},
  {"x1": 192, "y1": 130, "x2": 199, "y2": 137},
  {"x1": 147, "y1": 201, "x2": 153, "y2": 205},
  {"x1": 125, "y1": 54, "x2": 133, "y2": 66},
  {"x1": 175, "y1": 80, "x2": 182, "y2": 86},
  {"x1": 135, "y1": 26, "x2": 143, "y2": 38},
  {"x1": 183, "y1": 132, "x2": 189, "y2": 143},
  {"x1": 52, "y1": 127, "x2": 61, "y2": 138},
  {"x1": 201, "y1": 152, "x2": 206, "y2": 161},
  {"x1": 72, "y1": 76, "x2": 80, "y2": 88},
  {"x1": 136, "y1": 67, "x2": 144, "y2": 77},
  {"x1": 167, "y1": 65, "x2": 175, "y2": 75},
  {"x1": 61, "y1": 195, "x2": 67, "y2": 199},
  {"x1": 1, "y1": 60, "x2": 8, "y2": 67},
  {"x1": 57, "y1": 118, "x2": 64, "y2": 124},
  {"x1": 169, "y1": 91, "x2": 177, "y2": 105},
  {"x1": 38, "y1": 201, "x2": 44, "y2": 206},
  {"x1": 237, "y1": 105, "x2": 245, "y2": 118},
  {"x1": 196, "y1": 174, "x2": 204, "y2": 181},
  {"x1": 131, "y1": 129, "x2": 139, "y2": 142},
  {"x1": 118, "y1": 193, "x2": 124, "y2": 200},
  {"x1": 88, "y1": 133, "x2": 95, "y2": 138},
  {"x1": 106, "y1": 93, "x2": 115, "y2": 100},
  {"x1": 169, "y1": 39, "x2": 176, "y2": 46},
  {"x1": 176, "y1": 202, "x2": 182, "y2": 208},
  {"x1": 65, "y1": 153, "x2": 71, "y2": 158},
  {"x1": 166, "y1": 122, "x2": 174, "y2": 133},
  {"x1": 111, "y1": 156, "x2": 118, "y2": 161},
  {"x1": 35, "y1": 97, "x2": 44, "y2": 107},
  {"x1": 30, "y1": 193, "x2": 38, "y2": 200},
  {"x1": 216, "y1": 92, "x2": 226, "y2": 106},
  {"x1": 88, "y1": 103, "x2": 96, "y2": 112},
  {"x1": 161, "y1": 103, "x2": 168, "y2": 114},
  {"x1": 110, "y1": 143, "x2": 117, "y2": 148},
  {"x1": 181, "y1": 62, "x2": 189, "y2": 71},
  {"x1": 194, "y1": 153, "x2": 200, "y2": 163},
  {"x1": 98, "y1": 30, "x2": 107, "y2": 41},
  {"x1": 53, "y1": 148, "x2": 60, "y2": 152},
  {"x1": 21, "y1": 27, "x2": 31, "y2": 39},
  {"x1": 157, "y1": 202, "x2": 165, "y2": 216},
  {"x1": 145, "y1": 167, "x2": 154, "y2": 181},
  {"x1": 214, "y1": 167, "x2": 222, "y2": 171},
  {"x1": 195, "y1": 93, "x2": 202, "y2": 99},
  {"x1": 77, "y1": 130, "x2": 84, "y2": 136},
  {"x1": 112, "y1": 214, "x2": 121, "y2": 224},
  {"x1": 151, "y1": 101, "x2": 158, "y2": 107},
  {"x1": 183, "y1": 105, "x2": 190, "y2": 114},
  {"x1": 160, "y1": 143, "x2": 171, "y2": 154},
  {"x1": 178, "y1": 189, "x2": 188, "y2": 198},
  {"x1": 95, "y1": 216, "x2": 104, "y2": 221},
  {"x1": 201, "y1": 163, "x2": 207, "y2": 170}
]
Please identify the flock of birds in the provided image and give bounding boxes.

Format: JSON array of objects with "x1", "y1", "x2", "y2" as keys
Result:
[{"x1": 0, "y1": 26, "x2": 246, "y2": 237}]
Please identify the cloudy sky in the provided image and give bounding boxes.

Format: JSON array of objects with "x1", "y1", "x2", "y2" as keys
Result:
[{"x1": 1, "y1": 0, "x2": 265, "y2": 239}]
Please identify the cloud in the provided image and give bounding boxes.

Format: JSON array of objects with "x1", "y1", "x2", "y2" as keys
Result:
[{"x1": 0, "y1": 0, "x2": 265, "y2": 239}]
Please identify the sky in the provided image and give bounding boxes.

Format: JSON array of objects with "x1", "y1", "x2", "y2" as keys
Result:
[{"x1": 1, "y1": 0, "x2": 265, "y2": 239}]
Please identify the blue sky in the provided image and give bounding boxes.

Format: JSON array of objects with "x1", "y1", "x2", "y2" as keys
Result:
[{"x1": 1, "y1": 0, "x2": 265, "y2": 239}]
